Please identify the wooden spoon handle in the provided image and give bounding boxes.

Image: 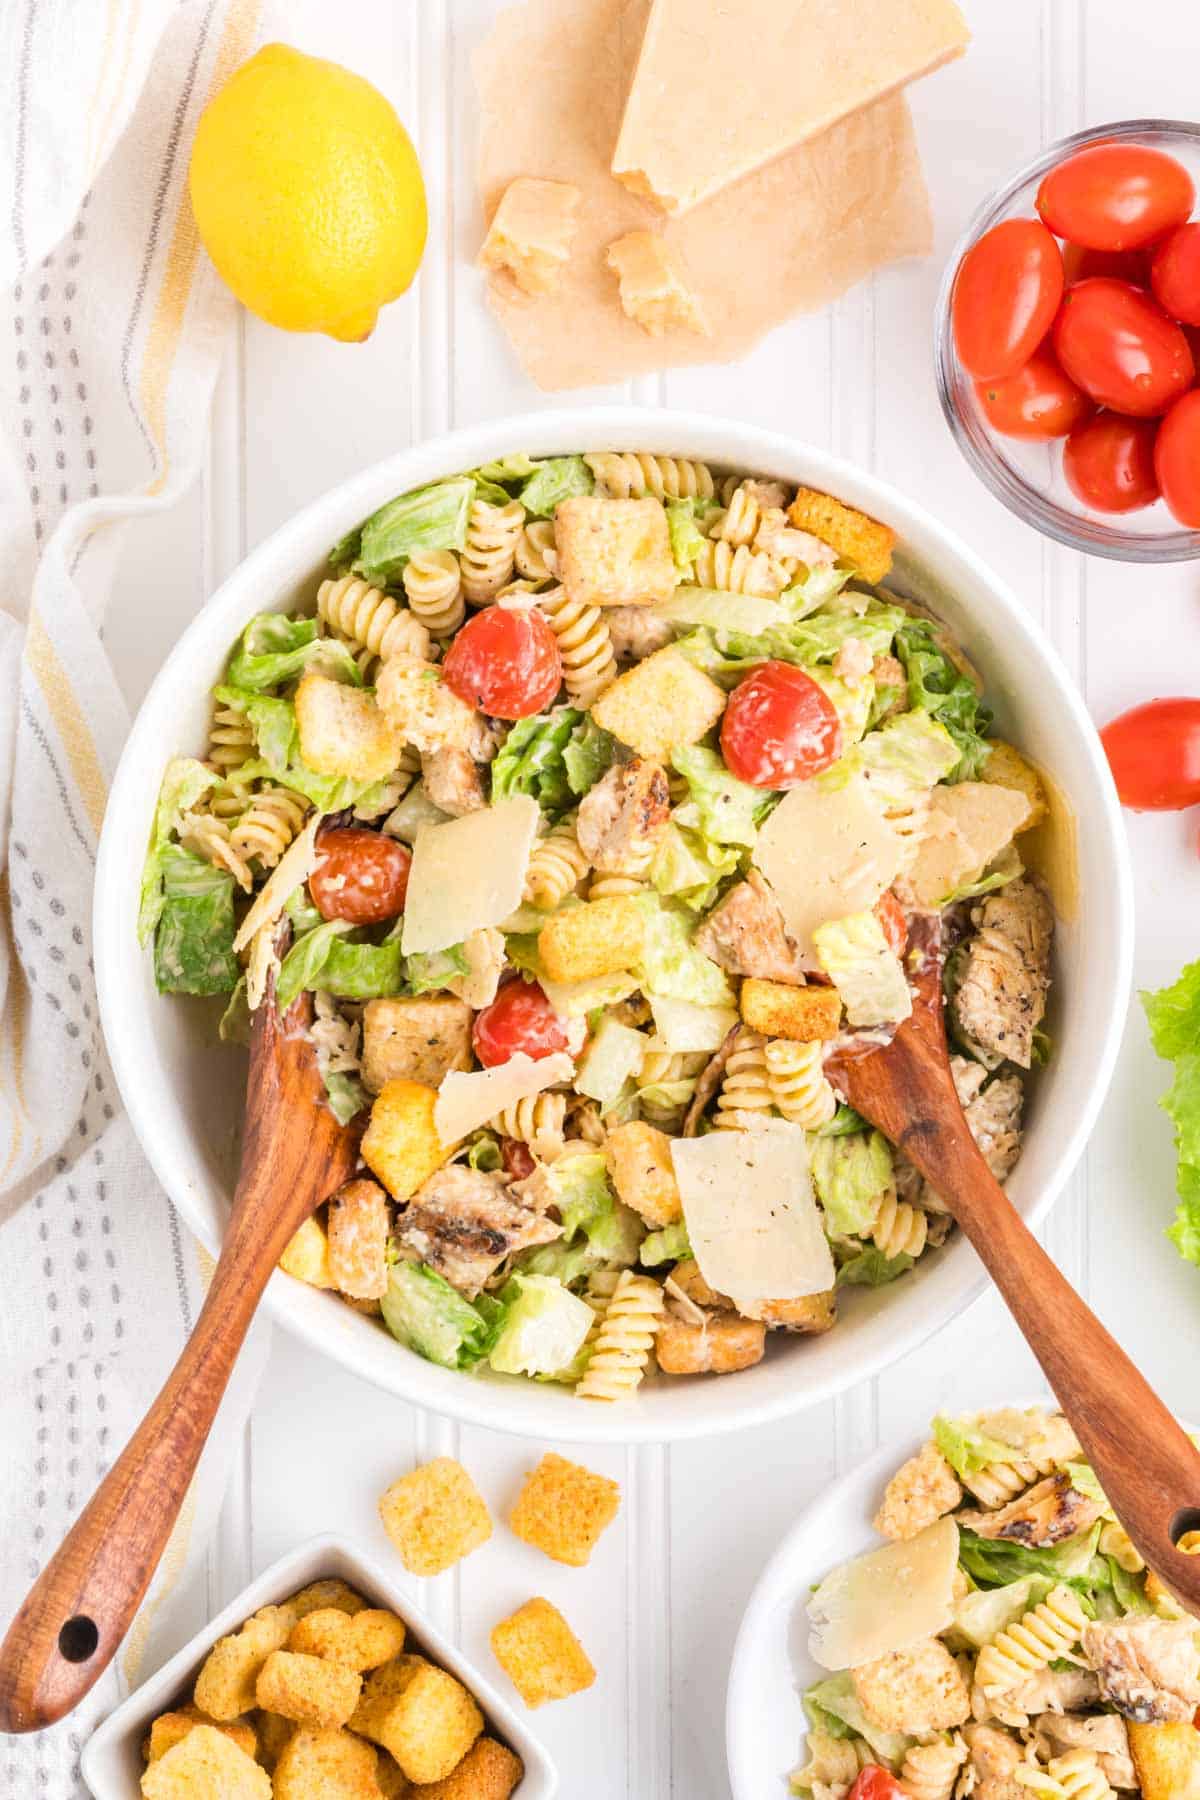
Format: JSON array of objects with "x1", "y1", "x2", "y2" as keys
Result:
[{"x1": 917, "y1": 1113, "x2": 1200, "y2": 1605}]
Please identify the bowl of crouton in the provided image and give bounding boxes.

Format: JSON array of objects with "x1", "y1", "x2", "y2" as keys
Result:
[
  {"x1": 93, "y1": 407, "x2": 1132, "y2": 1442},
  {"x1": 80, "y1": 1534, "x2": 556, "y2": 1799}
]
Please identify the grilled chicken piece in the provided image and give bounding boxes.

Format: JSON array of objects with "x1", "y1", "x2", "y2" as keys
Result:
[
  {"x1": 958, "y1": 1472, "x2": 1101, "y2": 1547},
  {"x1": 576, "y1": 756, "x2": 670, "y2": 872},
  {"x1": 1033, "y1": 1713, "x2": 1137, "y2": 1789},
  {"x1": 1082, "y1": 1617, "x2": 1200, "y2": 1724},
  {"x1": 421, "y1": 745, "x2": 484, "y2": 816},
  {"x1": 1008, "y1": 1666, "x2": 1101, "y2": 1716},
  {"x1": 950, "y1": 878, "x2": 1053, "y2": 1069},
  {"x1": 694, "y1": 870, "x2": 807, "y2": 984},
  {"x1": 962, "y1": 1723, "x2": 1027, "y2": 1800},
  {"x1": 446, "y1": 926, "x2": 505, "y2": 1009},
  {"x1": 870, "y1": 652, "x2": 909, "y2": 721},
  {"x1": 605, "y1": 605, "x2": 674, "y2": 663},
  {"x1": 396, "y1": 1164, "x2": 560, "y2": 1298},
  {"x1": 924, "y1": 1069, "x2": 1023, "y2": 1212},
  {"x1": 874, "y1": 1439, "x2": 963, "y2": 1543}
]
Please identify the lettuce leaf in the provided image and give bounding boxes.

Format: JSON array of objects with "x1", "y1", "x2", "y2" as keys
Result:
[
  {"x1": 546, "y1": 1152, "x2": 645, "y2": 1266},
  {"x1": 471, "y1": 452, "x2": 539, "y2": 487},
  {"x1": 894, "y1": 619, "x2": 992, "y2": 782},
  {"x1": 563, "y1": 717, "x2": 618, "y2": 796},
  {"x1": 941, "y1": 844, "x2": 1023, "y2": 906},
  {"x1": 957, "y1": 1523, "x2": 1103, "y2": 1589},
  {"x1": 491, "y1": 707, "x2": 582, "y2": 815},
  {"x1": 213, "y1": 686, "x2": 297, "y2": 774},
  {"x1": 640, "y1": 1221, "x2": 691, "y2": 1266},
  {"x1": 225, "y1": 612, "x2": 363, "y2": 692},
  {"x1": 138, "y1": 756, "x2": 219, "y2": 943},
  {"x1": 381, "y1": 1262, "x2": 502, "y2": 1370},
  {"x1": 276, "y1": 920, "x2": 353, "y2": 1012},
  {"x1": 953, "y1": 1576, "x2": 1054, "y2": 1648},
  {"x1": 671, "y1": 745, "x2": 779, "y2": 848},
  {"x1": 153, "y1": 846, "x2": 240, "y2": 996},
  {"x1": 826, "y1": 708, "x2": 961, "y2": 805},
  {"x1": 812, "y1": 1131, "x2": 893, "y2": 1238},
  {"x1": 321, "y1": 1069, "x2": 370, "y2": 1125},
  {"x1": 488, "y1": 1273, "x2": 595, "y2": 1378},
  {"x1": 818, "y1": 1103, "x2": 871, "y2": 1138},
  {"x1": 665, "y1": 497, "x2": 712, "y2": 572},
  {"x1": 650, "y1": 820, "x2": 740, "y2": 911},
  {"x1": 320, "y1": 938, "x2": 406, "y2": 1001},
  {"x1": 835, "y1": 1246, "x2": 914, "y2": 1286},
  {"x1": 1142, "y1": 958, "x2": 1200, "y2": 1270},
  {"x1": 576, "y1": 1020, "x2": 647, "y2": 1106},
  {"x1": 636, "y1": 895, "x2": 735, "y2": 1008},
  {"x1": 404, "y1": 942, "x2": 470, "y2": 994},
  {"x1": 353, "y1": 477, "x2": 475, "y2": 584},
  {"x1": 933, "y1": 1413, "x2": 1026, "y2": 1481},
  {"x1": 519, "y1": 455, "x2": 593, "y2": 517},
  {"x1": 802, "y1": 1674, "x2": 910, "y2": 1766}
]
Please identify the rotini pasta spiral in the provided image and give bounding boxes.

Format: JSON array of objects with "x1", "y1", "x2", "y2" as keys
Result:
[
  {"x1": 488, "y1": 1091, "x2": 567, "y2": 1161},
  {"x1": 206, "y1": 770, "x2": 256, "y2": 822},
  {"x1": 229, "y1": 787, "x2": 309, "y2": 870},
  {"x1": 535, "y1": 584, "x2": 617, "y2": 709},
  {"x1": 178, "y1": 811, "x2": 254, "y2": 893},
  {"x1": 584, "y1": 451, "x2": 715, "y2": 503},
  {"x1": 352, "y1": 749, "x2": 421, "y2": 821},
  {"x1": 640, "y1": 1049, "x2": 707, "y2": 1130},
  {"x1": 710, "y1": 480, "x2": 768, "y2": 547},
  {"x1": 514, "y1": 519, "x2": 558, "y2": 583},
  {"x1": 714, "y1": 1029, "x2": 775, "y2": 1128},
  {"x1": 587, "y1": 871, "x2": 649, "y2": 900},
  {"x1": 974, "y1": 1585, "x2": 1088, "y2": 1697},
  {"x1": 402, "y1": 550, "x2": 464, "y2": 637},
  {"x1": 962, "y1": 1424, "x2": 1079, "y2": 1508},
  {"x1": 871, "y1": 1187, "x2": 929, "y2": 1260},
  {"x1": 764, "y1": 1039, "x2": 837, "y2": 1128},
  {"x1": 1098, "y1": 1520, "x2": 1144, "y2": 1573},
  {"x1": 793, "y1": 1731, "x2": 873, "y2": 1797},
  {"x1": 576, "y1": 1269, "x2": 665, "y2": 1402},
  {"x1": 460, "y1": 498, "x2": 524, "y2": 604},
  {"x1": 523, "y1": 816, "x2": 591, "y2": 909},
  {"x1": 1047, "y1": 1752, "x2": 1115, "y2": 1800},
  {"x1": 899, "y1": 1736, "x2": 967, "y2": 1800},
  {"x1": 207, "y1": 701, "x2": 255, "y2": 775},
  {"x1": 317, "y1": 573, "x2": 431, "y2": 677},
  {"x1": 691, "y1": 535, "x2": 783, "y2": 596}
]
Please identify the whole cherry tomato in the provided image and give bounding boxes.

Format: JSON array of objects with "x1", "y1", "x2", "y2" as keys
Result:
[
  {"x1": 1062, "y1": 412, "x2": 1160, "y2": 513},
  {"x1": 875, "y1": 890, "x2": 907, "y2": 957},
  {"x1": 500, "y1": 1137, "x2": 536, "y2": 1180},
  {"x1": 310, "y1": 827, "x2": 411, "y2": 923},
  {"x1": 1155, "y1": 389, "x2": 1200, "y2": 527},
  {"x1": 1037, "y1": 143, "x2": 1195, "y2": 250},
  {"x1": 472, "y1": 979, "x2": 569, "y2": 1067},
  {"x1": 1062, "y1": 242, "x2": 1150, "y2": 286},
  {"x1": 847, "y1": 1769, "x2": 906, "y2": 1800},
  {"x1": 1052, "y1": 279, "x2": 1194, "y2": 416},
  {"x1": 952, "y1": 219, "x2": 1065, "y2": 379},
  {"x1": 442, "y1": 604, "x2": 562, "y2": 719},
  {"x1": 1152, "y1": 222, "x2": 1200, "y2": 327},
  {"x1": 720, "y1": 660, "x2": 842, "y2": 789},
  {"x1": 974, "y1": 347, "x2": 1091, "y2": 439},
  {"x1": 1101, "y1": 698, "x2": 1200, "y2": 810}
]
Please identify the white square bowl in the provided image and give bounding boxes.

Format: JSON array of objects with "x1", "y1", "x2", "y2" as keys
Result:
[{"x1": 80, "y1": 1534, "x2": 557, "y2": 1799}]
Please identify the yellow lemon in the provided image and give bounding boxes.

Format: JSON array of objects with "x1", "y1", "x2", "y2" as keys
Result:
[{"x1": 188, "y1": 43, "x2": 427, "y2": 341}]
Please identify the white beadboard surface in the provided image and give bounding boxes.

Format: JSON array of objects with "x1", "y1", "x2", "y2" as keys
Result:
[{"x1": 103, "y1": 3, "x2": 1200, "y2": 1795}]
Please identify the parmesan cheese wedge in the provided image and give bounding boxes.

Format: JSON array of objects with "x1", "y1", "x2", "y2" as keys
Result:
[
  {"x1": 401, "y1": 795, "x2": 541, "y2": 955},
  {"x1": 670, "y1": 1126, "x2": 834, "y2": 1311},
  {"x1": 232, "y1": 815, "x2": 322, "y2": 957},
  {"x1": 434, "y1": 1051, "x2": 574, "y2": 1145},
  {"x1": 807, "y1": 1517, "x2": 960, "y2": 1671},
  {"x1": 612, "y1": 0, "x2": 969, "y2": 216},
  {"x1": 752, "y1": 773, "x2": 903, "y2": 959}
]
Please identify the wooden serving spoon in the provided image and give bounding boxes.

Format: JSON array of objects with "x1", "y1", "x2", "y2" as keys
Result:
[
  {"x1": 826, "y1": 912, "x2": 1200, "y2": 1611},
  {"x1": 0, "y1": 974, "x2": 360, "y2": 1733}
]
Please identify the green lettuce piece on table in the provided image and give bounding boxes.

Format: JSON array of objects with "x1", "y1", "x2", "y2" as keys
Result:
[
  {"x1": 491, "y1": 707, "x2": 583, "y2": 815},
  {"x1": 138, "y1": 755, "x2": 219, "y2": 943},
  {"x1": 153, "y1": 845, "x2": 240, "y2": 996},
  {"x1": 812, "y1": 1131, "x2": 893, "y2": 1238},
  {"x1": 381, "y1": 1262, "x2": 502, "y2": 1370},
  {"x1": 519, "y1": 455, "x2": 593, "y2": 517},
  {"x1": 1142, "y1": 958, "x2": 1200, "y2": 1270},
  {"x1": 225, "y1": 613, "x2": 362, "y2": 693},
  {"x1": 353, "y1": 477, "x2": 475, "y2": 584}
]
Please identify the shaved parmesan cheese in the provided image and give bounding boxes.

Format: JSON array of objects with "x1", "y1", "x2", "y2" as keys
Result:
[
  {"x1": 434, "y1": 1051, "x2": 574, "y2": 1144},
  {"x1": 245, "y1": 919, "x2": 281, "y2": 1012},
  {"x1": 752, "y1": 774, "x2": 902, "y2": 958},
  {"x1": 670, "y1": 1126, "x2": 834, "y2": 1310},
  {"x1": 648, "y1": 993, "x2": 739, "y2": 1053},
  {"x1": 807, "y1": 1518, "x2": 960, "y2": 1671},
  {"x1": 401, "y1": 796, "x2": 540, "y2": 954},
  {"x1": 233, "y1": 815, "x2": 322, "y2": 955}
]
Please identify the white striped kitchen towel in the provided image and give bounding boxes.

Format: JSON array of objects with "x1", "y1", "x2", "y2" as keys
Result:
[{"x1": 0, "y1": 2, "x2": 277, "y2": 1790}]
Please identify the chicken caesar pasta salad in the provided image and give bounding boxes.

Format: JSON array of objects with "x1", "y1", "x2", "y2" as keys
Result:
[
  {"x1": 793, "y1": 1406, "x2": 1200, "y2": 1800},
  {"x1": 139, "y1": 450, "x2": 1055, "y2": 1401}
]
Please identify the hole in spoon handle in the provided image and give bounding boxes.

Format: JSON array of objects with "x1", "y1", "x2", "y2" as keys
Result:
[
  {"x1": 57, "y1": 1617, "x2": 100, "y2": 1665},
  {"x1": 1171, "y1": 1507, "x2": 1200, "y2": 1551}
]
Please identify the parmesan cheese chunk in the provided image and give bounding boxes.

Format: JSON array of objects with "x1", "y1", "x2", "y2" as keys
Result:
[
  {"x1": 479, "y1": 176, "x2": 581, "y2": 297},
  {"x1": 605, "y1": 231, "x2": 709, "y2": 338},
  {"x1": 401, "y1": 796, "x2": 540, "y2": 954},
  {"x1": 752, "y1": 773, "x2": 903, "y2": 959},
  {"x1": 670, "y1": 1126, "x2": 835, "y2": 1312},
  {"x1": 807, "y1": 1517, "x2": 960, "y2": 1671},
  {"x1": 232, "y1": 815, "x2": 322, "y2": 956},
  {"x1": 434, "y1": 1051, "x2": 574, "y2": 1144}
]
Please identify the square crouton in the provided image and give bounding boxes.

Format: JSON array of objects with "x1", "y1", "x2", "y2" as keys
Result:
[
  {"x1": 606, "y1": 231, "x2": 709, "y2": 338},
  {"x1": 605, "y1": 1120, "x2": 682, "y2": 1227},
  {"x1": 979, "y1": 739, "x2": 1048, "y2": 829},
  {"x1": 374, "y1": 1756, "x2": 412, "y2": 1800},
  {"x1": 295, "y1": 672, "x2": 405, "y2": 784},
  {"x1": 510, "y1": 1453, "x2": 621, "y2": 1568},
  {"x1": 750, "y1": 1291, "x2": 837, "y2": 1333},
  {"x1": 417, "y1": 1737, "x2": 525, "y2": 1800},
  {"x1": 1128, "y1": 1721, "x2": 1200, "y2": 1799},
  {"x1": 787, "y1": 487, "x2": 896, "y2": 586},
  {"x1": 361, "y1": 1078, "x2": 447, "y2": 1201},
  {"x1": 491, "y1": 1597, "x2": 595, "y2": 1708},
  {"x1": 254, "y1": 1710, "x2": 294, "y2": 1773},
  {"x1": 361, "y1": 994, "x2": 474, "y2": 1095},
  {"x1": 194, "y1": 1612, "x2": 292, "y2": 1721},
  {"x1": 326, "y1": 1179, "x2": 390, "y2": 1301},
  {"x1": 140, "y1": 1724, "x2": 271, "y2": 1799},
  {"x1": 480, "y1": 176, "x2": 581, "y2": 298},
  {"x1": 273, "y1": 1727, "x2": 382, "y2": 1799},
  {"x1": 281, "y1": 1579, "x2": 368, "y2": 1623},
  {"x1": 351, "y1": 1656, "x2": 484, "y2": 1784},
  {"x1": 143, "y1": 1705, "x2": 256, "y2": 1765},
  {"x1": 537, "y1": 896, "x2": 644, "y2": 983},
  {"x1": 379, "y1": 1456, "x2": 492, "y2": 1576},
  {"x1": 590, "y1": 645, "x2": 725, "y2": 759},
  {"x1": 376, "y1": 655, "x2": 478, "y2": 755},
  {"x1": 255, "y1": 1650, "x2": 362, "y2": 1729},
  {"x1": 288, "y1": 1606, "x2": 407, "y2": 1672},
  {"x1": 740, "y1": 978, "x2": 842, "y2": 1042},
  {"x1": 555, "y1": 495, "x2": 677, "y2": 609},
  {"x1": 278, "y1": 1213, "x2": 334, "y2": 1288}
]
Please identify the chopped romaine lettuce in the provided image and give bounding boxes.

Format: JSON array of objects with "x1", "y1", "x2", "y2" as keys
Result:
[
  {"x1": 285, "y1": 884, "x2": 324, "y2": 935},
  {"x1": 636, "y1": 895, "x2": 735, "y2": 1008},
  {"x1": 953, "y1": 1576, "x2": 1053, "y2": 1648},
  {"x1": 225, "y1": 612, "x2": 363, "y2": 692},
  {"x1": 836, "y1": 1246, "x2": 914, "y2": 1286},
  {"x1": 665, "y1": 497, "x2": 711, "y2": 572},
  {"x1": 328, "y1": 522, "x2": 362, "y2": 571},
  {"x1": 828, "y1": 707, "x2": 961, "y2": 804},
  {"x1": 640, "y1": 1221, "x2": 691, "y2": 1266},
  {"x1": 660, "y1": 586, "x2": 784, "y2": 635},
  {"x1": 515, "y1": 1238, "x2": 604, "y2": 1288},
  {"x1": 219, "y1": 977, "x2": 251, "y2": 1045},
  {"x1": 814, "y1": 910, "x2": 911, "y2": 1028},
  {"x1": 810, "y1": 669, "x2": 873, "y2": 748},
  {"x1": 803, "y1": 1674, "x2": 911, "y2": 1766},
  {"x1": 547, "y1": 1152, "x2": 631, "y2": 1256},
  {"x1": 563, "y1": 717, "x2": 618, "y2": 797},
  {"x1": 519, "y1": 455, "x2": 593, "y2": 517},
  {"x1": 405, "y1": 943, "x2": 470, "y2": 994},
  {"x1": 932, "y1": 1413, "x2": 1027, "y2": 1481},
  {"x1": 213, "y1": 686, "x2": 297, "y2": 774},
  {"x1": 491, "y1": 707, "x2": 582, "y2": 815},
  {"x1": 818, "y1": 1103, "x2": 871, "y2": 1137},
  {"x1": 381, "y1": 1261, "x2": 501, "y2": 1370},
  {"x1": 320, "y1": 938, "x2": 406, "y2": 1001},
  {"x1": 354, "y1": 477, "x2": 474, "y2": 584},
  {"x1": 138, "y1": 756, "x2": 219, "y2": 943},
  {"x1": 1064, "y1": 1462, "x2": 1115, "y2": 1519},
  {"x1": 776, "y1": 563, "x2": 855, "y2": 620},
  {"x1": 650, "y1": 820, "x2": 740, "y2": 912},
  {"x1": 957, "y1": 1522, "x2": 1103, "y2": 1589},
  {"x1": 647, "y1": 992, "x2": 738, "y2": 1053},
  {"x1": 671, "y1": 745, "x2": 779, "y2": 848},
  {"x1": 941, "y1": 843, "x2": 1024, "y2": 906},
  {"x1": 321, "y1": 1068, "x2": 370, "y2": 1125},
  {"x1": 276, "y1": 920, "x2": 353, "y2": 1012},
  {"x1": 576, "y1": 1019, "x2": 647, "y2": 1105},
  {"x1": 384, "y1": 782, "x2": 450, "y2": 844},
  {"x1": 488, "y1": 1273, "x2": 594, "y2": 1378},
  {"x1": 812, "y1": 1131, "x2": 893, "y2": 1238},
  {"x1": 465, "y1": 1133, "x2": 504, "y2": 1173},
  {"x1": 894, "y1": 619, "x2": 992, "y2": 782},
  {"x1": 471, "y1": 452, "x2": 538, "y2": 487},
  {"x1": 153, "y1": 846, "x2": 240, "y2": 996},
  {"x1": 1142, "y1": 958, "x2": 1200, "y2": 1271}
]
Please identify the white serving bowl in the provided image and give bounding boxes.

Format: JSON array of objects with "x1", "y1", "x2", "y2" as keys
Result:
[
  {"x1": 81, "y1": 1534, "x2": 556, "y2": 1799},
  {"x1": 94, "y1": 406, "x2": 1133, "y2": 1444}
]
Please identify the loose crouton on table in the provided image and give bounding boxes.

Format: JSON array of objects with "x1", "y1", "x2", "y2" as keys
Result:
[
  {"x1": 739, "y1": 978, "x2": 842, "y2": 1042},
  {"x1": 379, "y1": 1456, "x2": 493, "y2": 1576},
  {"x1": 554, "y1": 494, "x2": 677, "y2": 608},
  {"x1": 490, "y1": 1597, "x2": 596, "y2": 1708},
  {"x1": 360, "y1": 993, "x2": 474, "y2": 1094},
  {"x1": 589, "y1": 644, "x2": 725, "y2": 759},
  {"x1": 361, "y1": 1078, "x2": 448, "y2": 1201},
  {"x1": 537, "y1": 895, "x2": 644, "y2": 983},
  {"x1": 351, "y1": 1655, "x2": 484, "y2": 1784},
  {"x1": 509, "y1": 1452, "x2": 621, "y2": 1567}
]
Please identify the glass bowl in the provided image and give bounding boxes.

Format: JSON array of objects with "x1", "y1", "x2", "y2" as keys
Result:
[{"x1": 935, "y1": 119, "x2": 1200, "y2": 562}]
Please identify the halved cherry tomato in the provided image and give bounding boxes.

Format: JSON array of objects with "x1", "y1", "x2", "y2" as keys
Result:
[
  {"x1": 442, "y1": 604, "x2": 562, "y2": 719},
  {"x1": 1062, "y1": 242, "x2": 1150, "y2": 286},
  {"x1": 1053, "y1": 279, "x2": 1194, "y2": 416},
  {"x1": 500, "y1": 1137, "x2": 536, "y2": 1180},
  {"x1": 310, "y1": 827, "x2": 411, "y2": 923},
  {"x1": 875, "y1": 891, "x2": 907, "y2": 957},
  {"x1": 720, "y1": 660, "x2": 842, "y2": 789},
  {"x1": 1101, "y1": 698, "x2": 1200, "y2": 810},
  {"x1": 1062, "y1": 412, "x2": 1159, "y2": 513},
  {"x1": 952, "y1": 219, "x2": 1065, "y2": 379},
  {"x1": 974, "y1": 347, "x2": 1091, "y2": 439},
  {"x1": 1037, "y1": 143, "x2": 1195, "y2": 251},
  {"x1": 1155, "y1": 389, "x2": 1200, "y2": 527},
  {"x1": 472, "y1": 978, "x2": 569, "y2": 1067},
  {"x1": 1152, "y1": 222, "x2": 1200, "y2": 327},
  {"x1": 848, "y1": 1769, "x2": 906, "y2": 1800}
]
